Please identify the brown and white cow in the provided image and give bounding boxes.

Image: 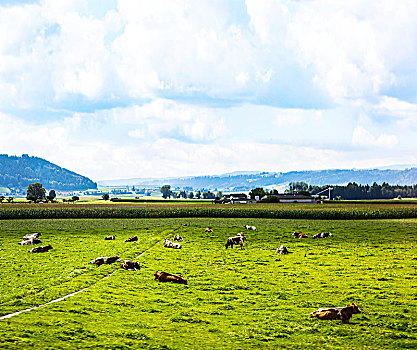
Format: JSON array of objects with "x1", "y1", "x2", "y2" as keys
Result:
[
  {"x1": 124, "y1": 236, "x2": 138, "y2": 242},
  {"x1": 104, "y1": 236, "x2": 115, "y2": 240},
  {"x1": 154, "y1": 271, "x2": 187, "y2": 284},
  {"x1": 225, "y1": 235, "x2": 245, "y2": 249},
  {"x1": 310, "y1": 303, "x2": 362, "y2": 323},
  {"x1": 90, "y1": 255, "x2": 120, "y2": 266},
  {"x1": 292, "y1": 232, "x2": 308, "y2": 239},
  {"x1": 121, "y1": 260, "x2": 140, "y2": 271},
  {"x1": 312, "y1": 232, "x2": 333, "y2": 239},
  {"x1": 205, "y1": 227, "x2": 213, "y2": 233},
  {"x1": 275, "y1": 245, "x2": 289, "y2": 254},
  {"x1": 173, "y1": 234, "x2": 183, "y2": 241},
  {"x1": 244, "y1": 225, "x2": 256, "y2": 230},
  {"x1": 23, "y1": 232, "x2": 42, "y2": 240},
  {"x1": 19, "y1": 238, "x2": 43, "y2": 245},
  {"x1": 29, "y1": 244, "x2": 53, "y2": 253},
  {"x1": 237, "y1": 232, "x2": 246, "y2": 241},
  {"x1": 163, "y1": 238, "x2": 181, "y2": 249}
]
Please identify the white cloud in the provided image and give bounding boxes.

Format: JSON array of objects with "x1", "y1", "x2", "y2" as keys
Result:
[
  {"x1": 274, "y1": 109, "x2": 322, "y2": 127},
  {"x1": 286, "y1": 0, "x2": 417, "y2": 101},
  {"x1": 1, "y1": 0, "x2": 416, "y2": 110},
  {"x1": 352, "y1": 126, "x2": 398, "y2": 148},
  {"x1": 113, "y1": 99, "x2": 226, "y2": 142},
  {"x1": 0, "y1": 1, "x2": 416, "y2": 180},
  {"x1": 128, "y1": 129, "x2": 145, "y2": 139}
]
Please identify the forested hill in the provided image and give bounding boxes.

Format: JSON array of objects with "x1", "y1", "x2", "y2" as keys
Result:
[
  {"x1": 0, "y1": 154, "x2": 97, "y2": 191},
  {"x1": 99, "y1": 168, "x2": 417, "y2": 190}
]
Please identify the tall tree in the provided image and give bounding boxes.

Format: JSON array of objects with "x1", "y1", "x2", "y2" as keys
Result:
[
  {"x1": 249, "y1": 188, "x2": 266, "y2": 199},
  {"x1": 46, "y1": 189, "x2": 56, "y2": 202},
  {"x1": 26, "y1": 182, "x2": 46, "y2": 202},
  {"x1": 160, "y1": 185, "x2": 172, "y2": 199}
]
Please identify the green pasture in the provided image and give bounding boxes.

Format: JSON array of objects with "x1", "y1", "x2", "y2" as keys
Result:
[{"x1": 0, "y1": 218, "x2": 416, "y2": 349}]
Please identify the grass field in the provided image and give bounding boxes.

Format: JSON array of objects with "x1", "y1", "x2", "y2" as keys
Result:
[{"x1": 1, "y1": 217, "x2": 416, "y2": 349}]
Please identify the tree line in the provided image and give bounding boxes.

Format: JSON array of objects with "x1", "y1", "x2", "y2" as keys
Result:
[
  {"x1": 287, "y1": 181, "x2": 417, "y2": 200},
  {"x1": 160, "y1": 185, "x2": 222, "y2": 199}
]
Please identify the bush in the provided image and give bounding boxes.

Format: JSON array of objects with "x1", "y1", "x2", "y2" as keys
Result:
[{"x1": 262, "y1": 196, "x2": 280, "y2": 203}]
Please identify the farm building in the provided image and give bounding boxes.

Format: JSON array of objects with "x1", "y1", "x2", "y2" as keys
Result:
[
  {"x1": 222, "y1": 193, "x2": 256, "y2": 204},
  {"x1": 262, "y1": 194, "x2": 316, "y2": 203}
]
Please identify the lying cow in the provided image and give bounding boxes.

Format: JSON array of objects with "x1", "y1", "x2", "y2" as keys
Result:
[
  {"x1": 225, "y1": 235, "x2": 245, "y2": 249},
  {"x1": 244, "y1": 225, "x2": 256, "y2": 230},
  {"x1": 19, "y1": 238, "x2": 43, "y2": 245},
  {"x1": 312, "y1": 232, "x2": 333, "y2": 239},
  {"x1": 205, "y1": 227, "x2": 213, "y2": 233},
  {"x1": 163, "y1": 238, "x2": 181, "y2": 249},
  {"x1": 173, "y1": 234, "x2": 183, "y2": 241},
  {"x1": 275, "y1": 245, "x2": 289, "y2": 254},
  {"x1": 124, "y1": 236, "x2": 138, "y2": 242},
  {"x1": 292, "y1": 232, "x2": 308, "y2": 239},
  {"x1": 310, "y1": 303, "x2": 362, "y2": 323},
  {"x1": 90, "y1": 255, "x2": 120, "y2": 266},
  {"x1": 154, "y1": 271, "x2": 187, "y2": 285},
  {"x1": 29, "y1": 244, "x2": 52, "y2": 253},
  {"x1": 121, "y1": 260, "x2": 140, "y2": 271},
  {"x1": 23, "y1": 232, "x2": 42, "y2": 240},
  {"x1": 104, "y1": 236, "x2": 115, "y2": 240}
]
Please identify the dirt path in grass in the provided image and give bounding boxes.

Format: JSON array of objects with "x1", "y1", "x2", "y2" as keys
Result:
[{"x1": 0, "y1": 226, "x2": 183, "y2": 320}]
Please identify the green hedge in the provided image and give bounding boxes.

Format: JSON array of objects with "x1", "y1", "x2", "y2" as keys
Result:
[{"x1": 1, "y1": 207, "x2": 417, "y2": 220}]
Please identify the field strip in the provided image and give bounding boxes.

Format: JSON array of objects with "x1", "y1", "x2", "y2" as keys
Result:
[{"x1": 0, "y1": 226, "x2": 182, "y2": 321}]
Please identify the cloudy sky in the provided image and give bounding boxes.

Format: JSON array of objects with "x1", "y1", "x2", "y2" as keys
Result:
[{"x1": 0, "y1": 0, "x2": 416, "y2": 181}]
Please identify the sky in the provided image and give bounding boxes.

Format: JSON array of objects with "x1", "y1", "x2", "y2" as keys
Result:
[{"x1": 0, "y1": 0, "x2": 416, "y2": 181}]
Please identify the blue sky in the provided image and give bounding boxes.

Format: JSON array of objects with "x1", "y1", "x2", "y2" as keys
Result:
[{"x1": 0, "y1": 0, "x2": 416, "y2": 180}]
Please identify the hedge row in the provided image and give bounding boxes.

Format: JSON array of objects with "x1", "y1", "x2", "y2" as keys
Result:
[{"x1": 1, "y1": 207, "x2": 417, "y2": 220}]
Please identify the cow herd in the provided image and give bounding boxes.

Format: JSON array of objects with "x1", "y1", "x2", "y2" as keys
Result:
[
  {"x1": 276, "y1": 231, "x2": 333, "y2": 255},
  {"x1": 17, "y1": 225, "x2": 360, "y2": 323},
  {"x1": 91, "y1": 235, "x2": 142, "y2": 270}
]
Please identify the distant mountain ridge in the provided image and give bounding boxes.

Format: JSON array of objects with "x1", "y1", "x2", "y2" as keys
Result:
[
  {"x1": 98, "y1": 167, "x2": 417, "y2": 191},
  {"x1": 0, "y1": 154, "x2": 97, "y2": 191}
]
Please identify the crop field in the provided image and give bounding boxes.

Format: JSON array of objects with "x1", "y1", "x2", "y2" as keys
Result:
[
  {"x1": 3, "y1": 199, "x2": 417, "y2": 210},
  {"x1": 0, "y1": 218, "x2": 416, "y2": 349}
]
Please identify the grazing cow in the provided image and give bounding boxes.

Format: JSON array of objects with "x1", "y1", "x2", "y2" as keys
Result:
[
  {"x1": 173, "y1": 234, "x2": 183, "y2": 241},
  {"x1": 163, "y1": 238, "x2": 181, "y2": 249},
  {"x1": 310, "y1": 303, "x2": 362, "y2": 323},
  {"x1": 244, "y1": 225, "x2": 256, "y2": 230},
  {"x1": 225, "y1": 235, "x2": 245, "y2": 249},
  {"x1": 23, "y1": 232, "x2": 42, "y2": 240},
  {"x1": 154, "y1": 271, "x2": 187, "y2": 285},
  {"x1": 29, "y1": 244, "x2": 52, "y2": 253},
  {"x1": 205, "y1": 227, "x2": 213, "y2": 233},
  {"x1": 121, "y1": 260, "x2": 140, "y2": 271},
  {"x1": 104, "y1": 236, "x2": 115, "y2": 240},
  {"x1": 312, "y1": 232, "x2": 333, "y2": 239},
  {"x1": 275, "y1": 245, "x2": 289, "y2": 254},
  {"x1": 19, "y1": 238, "x2": 43, "y2": 245},
  {"x1": 90, "y1": 255, "x2": 120, "y2": 266},
  {"x1": 292, "y1": 232, "x2": 308, "y2": 239},
  {"x1": 124, "y1": 236, "x2": 138, "y2": 242}
]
